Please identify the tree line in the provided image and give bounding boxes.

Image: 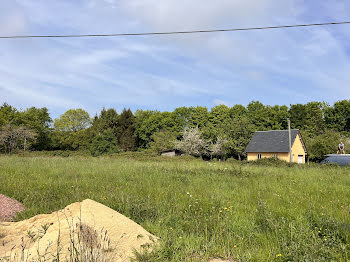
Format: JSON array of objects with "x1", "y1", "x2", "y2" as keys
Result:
[{"x1": 1, "y1": 100, "x2": 350, "y2": 161}]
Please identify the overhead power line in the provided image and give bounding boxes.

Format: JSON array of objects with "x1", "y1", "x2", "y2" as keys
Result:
[{"x1": 1, "y1": 21, "x2": 350, "y2": 39}]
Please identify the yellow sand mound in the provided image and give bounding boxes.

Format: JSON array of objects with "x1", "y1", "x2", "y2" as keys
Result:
[{"x1": 0, "y1": 199, "x2": 157, "y2": 261}]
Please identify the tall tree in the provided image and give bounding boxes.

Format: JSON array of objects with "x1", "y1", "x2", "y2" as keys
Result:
[
  {"x1": 54, "y1": 109, "x2": 91, "y2": 132},
  {"x1": 90, "y1": 129, "x2": 119, "y2": 156},
  {"x1": 92, "y1": 108, "x2": 119, "y2": 135},
  {"x1": 268, "y1": 105, "x2": 289, "y2": 130},
  {"x1": 116, "y1": 109, "x2": 136, "y2": 151},
  {"x1": 21, "y1": 107, "x2": 52, "y2": 150},
  {"x1": 224, "y1": 116, "x2": 256, "y2": 160},
  {"x1": 0, "y1": 103, "x2": 22, "y2": 126},
  {"x1": 188, "y1": 106, "x2": 209, "y2": 129},
  {"x1": 247, "y1": 101, "x2": 271, "y2": 130},
  {"x1": 304, "y1": 102, "x2": 326, "y2": 137},
  {"x1": 289, "y1": 104, "x2": 307, "y2": 129},
  {"x1": 134, "y1": 110, "x2": 182, "y2": 149},
  {"x1": 324, "y1": 100, "x2": 350, "y2": 132}
]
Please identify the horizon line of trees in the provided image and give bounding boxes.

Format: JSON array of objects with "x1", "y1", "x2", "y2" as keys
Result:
[{"x1": 1, "y1": 100, "x2": 350, "y2": 161}]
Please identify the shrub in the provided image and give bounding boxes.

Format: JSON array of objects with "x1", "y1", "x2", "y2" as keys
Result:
[
  {"x1": 90, "y1": 130, "x2": 119, "y2": 157},
  {"x1": 247, "y1": 157, "x2": 295, "y2": 167},
  {"x1": 320, "y1": 162, "x2": 340, "y2": 168},
  {"x1": 149, "y1": 130, "x2": 177, "y2": 154}
]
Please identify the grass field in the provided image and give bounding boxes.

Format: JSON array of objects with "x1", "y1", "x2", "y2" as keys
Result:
[{"x1": 0, "y1": 155, "x2": 349, "y2": 261}]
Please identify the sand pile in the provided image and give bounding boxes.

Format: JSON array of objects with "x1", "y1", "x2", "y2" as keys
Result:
[{"x1": 0, "y1": 199, "x2": 157, "y2": 261}]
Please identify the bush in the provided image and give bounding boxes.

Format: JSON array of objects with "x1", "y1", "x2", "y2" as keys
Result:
[
  {"x1": 90, "y1": 130, "x2": 119, "y2": 157},
  {"x1": 320, "y1": 163, "x2": 340, "y2": 168},
  {"x1": 247, "y1": 157, "x2": 296, "y2": 167},
  {"x1": 149, "y1": 130, "x2": 177, "y2": 154}
]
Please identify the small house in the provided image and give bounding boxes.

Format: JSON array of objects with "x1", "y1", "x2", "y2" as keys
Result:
[
  {"x1": 160, "y1": 149, "x2": 182, "y2": 157},
  {"x1": 245, "y1": 129, "x2": 307, "y2": 163}
]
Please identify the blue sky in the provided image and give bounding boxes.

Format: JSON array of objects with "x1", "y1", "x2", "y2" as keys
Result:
[{"x1": 1, "y1": 0, "x2": 350, "y2": 119}]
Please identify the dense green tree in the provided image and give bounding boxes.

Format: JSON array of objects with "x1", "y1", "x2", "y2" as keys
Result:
[
  {"x1": 203, "y1": 105, "x2": 231, "y2": 141},
  {"x1": 90, "y1": 129, "x2": 119, "y2": 156},
  {"x1": 230, "y1": 104, "x2": 248, "y2": 118},
  {"x1": 0, "y1": 104, "x2": 52, "y2": 150},
  {"x1": 304, "y1": 102, "x2": 326, "y2": 137},
  {"x1": 21, "y1": 107, "x2": 52, "y2": 150},
  {"x1": 188, "y1": 106, "x2": 209, "y2": 129},
  {"x1": 173, "y1": 107, "x2": 193, "y2": 130},
  {"x1": 324, "y1": 100, "x2": 350, "y2": 132},
  {"x1": 268, "y1": 105, "x2": 289, "y2": 130},
  {"x1": 50, "y1": 129, "x2": 92, "y2": 150},
  {"x1": 134, "y1": 110, "x2": 158, "y2": 148},
  {"x1": 116, "y1": 109, "x2": 136, "y2": 151},
  {"x1": 149, "y1": 130, "x2": 177, "y2": 154},
  {"x1": 289, "y1": 104, "x2": 307, "y2": 130},
  {"x1": 335, "y1": 100, "x2": 350, "y2": 132},
  {"x1": 134, "y1": 110, "x2": 182, "y2": 149},
  {"x1": 54, "y1": 109, "x2": 91, "y2": 132},
  {"x1": 247, "y1": 101, "x2": 271, "y2": 130},
  {"x1": 92, "y1": 108, "x2": 119, "y2": 135},
  {"x1": 224, "y1": 116, "x2": 256, "y2": 160},
  {"x1": 0, "y1": 103, "x2": 21, "y2": 126}
]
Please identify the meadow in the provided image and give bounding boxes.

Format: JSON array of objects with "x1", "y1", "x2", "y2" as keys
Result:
[{"x1": 0, "y1": 155, "x2": 349, "y2": 261}]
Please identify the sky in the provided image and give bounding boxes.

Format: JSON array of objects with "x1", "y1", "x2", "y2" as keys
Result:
[{"x1": 1, "y1": 0, "x2": 350, "y2": 119}]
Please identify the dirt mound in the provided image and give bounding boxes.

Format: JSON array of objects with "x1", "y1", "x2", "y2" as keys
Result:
[
  {"x1": 0, "y1": 194, "x2": 24, "y2": 221},
  {"x1": 0, "y1": 199, "x2": 157, "y2": 261}
]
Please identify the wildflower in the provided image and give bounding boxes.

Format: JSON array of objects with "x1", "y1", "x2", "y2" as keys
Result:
[
  {"x1": 219, "y1": 210, "x2": 223, "y2": 213},
  {"x1": 276, "y1": 254, "x2": 282, "y2": 257},
  {"x1": 233, "y1": 245, "x2": 237, "y2": 248},
  {"x1": 190, "y1": 195, "x2": 192, "y2": 197},
  {"x1": 179, "y1": 236, "x2": 182, "y2": 239}
]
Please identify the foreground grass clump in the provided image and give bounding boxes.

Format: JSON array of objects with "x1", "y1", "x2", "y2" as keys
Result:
[{"x1": 0, "y1": 156, "x2": 349, "y2": 261}]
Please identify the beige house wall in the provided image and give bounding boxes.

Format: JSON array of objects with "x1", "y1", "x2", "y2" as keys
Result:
[
  {"x1": 247, "y1": 152, "x2": 289, "y2": 161},
  {"x1": 290, "y1": 133, "x2": 306, "y2": 163},
  {"x1": 247, "y1": 133, "x2": 306, "y2": 164}
]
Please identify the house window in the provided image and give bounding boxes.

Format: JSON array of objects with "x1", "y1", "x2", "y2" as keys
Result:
[
  {"x1": 257, "y1": 153, "x2": 262, "y2": 159},
  {"x1": 273, "y1": 154, "x2": 278, "y2": 159}
]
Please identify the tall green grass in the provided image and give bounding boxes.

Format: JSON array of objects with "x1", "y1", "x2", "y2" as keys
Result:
[{"x1": 0, "y1": 156, "x2": 349, "y2": 261}]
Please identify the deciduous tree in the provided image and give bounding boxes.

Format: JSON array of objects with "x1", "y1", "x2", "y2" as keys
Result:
[
  {"x1": 0, "y1": 124, "x2": 36, "y2": 154},
  {"x1": 175, "y1": 127, "x2": 209, "y2": 157},
  {"x1": 54, "y1": 109, "x2": 91, "y2": 132}
]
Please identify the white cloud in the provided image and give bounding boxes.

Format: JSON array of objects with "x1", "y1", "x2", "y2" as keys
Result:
[{"x1": 213, "y1": 99, "x2": 229, "y2": 106}]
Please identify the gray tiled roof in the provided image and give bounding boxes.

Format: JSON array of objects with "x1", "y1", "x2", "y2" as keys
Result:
[{"x1": 245, "y1": 130, "x2": 300, "y2": 153}]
